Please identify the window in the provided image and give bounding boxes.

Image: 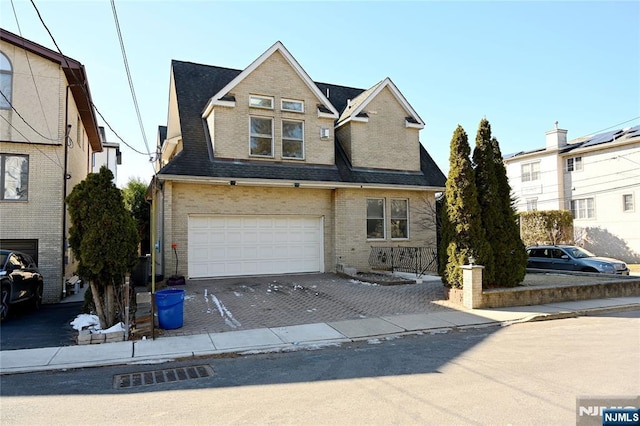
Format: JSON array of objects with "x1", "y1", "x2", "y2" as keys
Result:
[
  {"x1": 571, "y1": 198, "x2": 594, "y2": 219},
  {"x1": 521, "y1": 162, "x2": 540, "y2": 182},
  {"x1": 281, "y1": 99, "x2": 304, "y2": 113},
  {"x1": 249, "y1": 117, "x2": 273, "y2": 157},
  {"x1": 391, "y1": 199, "x2": 409, "y2": 239},
  {"x1": 367, "y1": 199, "x2": 385, "y2": 239},
  {"x1": 526, "y1": 198, "x2": 537, "y2": 211},
  {"x1": 566, "y1": 156, "x2": 582, "y2": 172},
  {"x1": 282, "y1": 120, "x2": 304, "y2": 159},
  {"x1": 623, "y1": 194, "x2": 634, "y2": 212},
  {"x1": 0, "y1": 52, "x2": 12, "y2": 109},
  {"x1": 249, "y1": 95, "x2": 273, "y2": 109},
  {"x1": 1, "y1": 154, "x2": 28, "y2": 201}
]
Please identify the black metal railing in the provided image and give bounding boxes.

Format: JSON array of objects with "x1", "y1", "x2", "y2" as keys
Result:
[{"x1": 368, "y1": 246, "x2": 438, "y2": 276}]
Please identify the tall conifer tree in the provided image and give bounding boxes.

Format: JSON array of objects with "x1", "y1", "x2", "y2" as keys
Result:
[
  {"x1": 492, "y1": 136, "x2": 527, "y2": 286},
  {"x1": 472, "y1": 119, "x2": 498, "y2": 284},
  {"x1": 442, "y1": 125, "x2": 490, "y2": 287}
]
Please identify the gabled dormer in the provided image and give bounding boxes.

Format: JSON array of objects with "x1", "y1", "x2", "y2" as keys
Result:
[
  {"x1": 200, "y1": 42, "x2": 339, "y2": 165},
  {"x1": 335, "y1": 78, "x2": 424, "y2": 172}
]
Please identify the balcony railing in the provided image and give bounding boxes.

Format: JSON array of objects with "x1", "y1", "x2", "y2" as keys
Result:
[{"x1": 368, "y1": 246, "x2": 438, "y2": 276}]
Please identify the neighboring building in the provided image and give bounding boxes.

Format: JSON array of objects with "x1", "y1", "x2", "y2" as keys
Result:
[
  {"x1": 92, "y1": 126, "x2": 121, "y2": 181},
  {"x1": 504, "y1": 122, "x2": 640, "y2": 262},
  {"x1": 152, "y1": 41, "x2": 446, "y2": 280},
  {"x1": 0, "y1": 29, "x2": 102, "y2": 302}
]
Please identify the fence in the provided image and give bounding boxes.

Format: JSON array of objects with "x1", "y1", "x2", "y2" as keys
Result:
[{"x1": 368, "y1": 246, "x2": 438, "y2": 276}]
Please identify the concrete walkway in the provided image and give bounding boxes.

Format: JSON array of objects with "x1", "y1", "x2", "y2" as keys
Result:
[{"x1": 1, "y1": 296, "x2": 638, "y2": 375}]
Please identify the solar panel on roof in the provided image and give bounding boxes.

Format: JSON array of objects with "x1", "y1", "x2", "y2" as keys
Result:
[
  {"x1": 625, "y1": 124, "x2": 640, "y2": 137},
  {"x1": 582, "y1": 129, "x2": 624, "y2": 147}
]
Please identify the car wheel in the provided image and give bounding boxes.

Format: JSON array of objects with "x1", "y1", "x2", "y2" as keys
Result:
[
  {"x1": 1, "y1": 285, "x2": 10, "y2": 322},
  {"x1": 32, "y1": 284, "x2": 43, "y2": 310}
]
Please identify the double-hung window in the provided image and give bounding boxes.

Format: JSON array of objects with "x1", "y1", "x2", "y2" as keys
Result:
[
  {"x1": 250, "y1": 117, "x2": 273, "y2": 157},
  {"x1": 282, "y1": 120, "x2": 304, "y2": 159},
  {"x1": 521, "y1": 162, "x2": 540, "y2": 182},
  {"x1": 623, "y1": 194, "x2": 634, "y2": 212},
  {"x1": 566, "y1": 156, "x2": 582, "y2": 172},
  {"x1": 1, "y1": 154, "x2": 28, "y2": 201},
  {"x1": 526, "y1": 198, "x2": 538, "y2": 211},
  {"x1": 391, "y1": 199, "x2": 409, "y2": 239},
  {"x1": 367, "y1": 199, "x2": 385, "y2": 239},
  {"x1": 570, "y1": 198, "x2": 594, "y2": 219}
]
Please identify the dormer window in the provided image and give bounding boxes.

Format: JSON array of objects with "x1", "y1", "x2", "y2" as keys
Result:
[
  {"x1": 249, "y1": 95, "x2": 273, "y2": 109},
  {"x1": 281, "y1": 99, "x2": 304, "y2": 113}
]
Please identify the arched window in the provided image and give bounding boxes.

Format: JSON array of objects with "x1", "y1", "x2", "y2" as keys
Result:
[{"x1": 1, "y1": 52, "x2": 12, "y2": 109}]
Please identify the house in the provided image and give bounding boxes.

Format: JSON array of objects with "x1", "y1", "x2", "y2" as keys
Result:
[
  {"x1": 0, "y1": 28, "x2": 102, "y2": 302},
  {"x1": 504, "y1": 122, "x2": 640, "y2": 262},
  {"x1": 152, "y1": 42, "x2": 446, "y2": 280},
  {"x1": 92, "y1": 126, "x2": 121, "y2": 181}
]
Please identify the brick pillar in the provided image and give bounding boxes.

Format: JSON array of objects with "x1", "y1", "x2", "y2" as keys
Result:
[{"x1": 461, "y1": 264, "x2": 484, "y2": 309}]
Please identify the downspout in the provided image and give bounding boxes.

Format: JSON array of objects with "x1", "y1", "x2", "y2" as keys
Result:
[{"x1": 62, "y1": 85, "x2": 71, "y2": 298}]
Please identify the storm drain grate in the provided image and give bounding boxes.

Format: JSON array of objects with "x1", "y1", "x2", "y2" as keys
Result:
[{"x1": 114, "y1": 365, "x2": 214, "y2": 389}]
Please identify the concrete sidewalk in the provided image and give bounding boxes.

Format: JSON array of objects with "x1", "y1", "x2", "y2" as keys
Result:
[{"x1": 1, "y1": 296, "x2": 638, "y2": 375}]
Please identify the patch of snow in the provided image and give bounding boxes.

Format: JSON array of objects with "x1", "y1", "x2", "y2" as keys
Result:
[
  {"x1": 367, "y1": 338, "x2": 382, "y2": 344},
  {"x1": 69, "y1": 314, "x2": 124, "y2": 334},
  {"x1": 349, "y1": 279, "x2": 378, "y2": 286}
]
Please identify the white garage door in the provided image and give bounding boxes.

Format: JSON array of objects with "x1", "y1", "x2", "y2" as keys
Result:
[{"x1": 188, "y1": 215, "x2": 324, "y2": 278}]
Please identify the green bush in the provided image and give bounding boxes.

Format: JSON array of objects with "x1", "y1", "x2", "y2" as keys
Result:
[{"x1": 520, "y1": 210, "x2": 574, "y2": 246}]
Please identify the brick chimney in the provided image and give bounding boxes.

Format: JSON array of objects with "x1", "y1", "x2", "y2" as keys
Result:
[{"x1": 545, "y1": 121, "x2": 568, "y2": 150}]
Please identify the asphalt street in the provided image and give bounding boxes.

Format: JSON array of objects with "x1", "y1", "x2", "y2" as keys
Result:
[
  {"x1": 1, "y1": 311, "x2": 638, "y2": 425},
  {"x1": 0, "y1": 301, "x2": 81, "y2": 350}
]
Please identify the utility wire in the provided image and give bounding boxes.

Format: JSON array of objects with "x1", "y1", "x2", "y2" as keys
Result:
[
  {"x1": 0, "y1": 115, "x2": 64, "y2": 170},
  {"x1": 110, "y1": 0, "x2": 152, "y2": 160},
  {"x1": 0, "y1": 91, "x2": 61, "y2": 142},
  {"x1": 28, "y1": 0, "x2": 152, "y2": 158},
  {"x1": 10, "y1": 0, "x2": 56, "y2": 142}
]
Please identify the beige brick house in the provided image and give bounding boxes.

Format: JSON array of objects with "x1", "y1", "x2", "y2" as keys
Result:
[
  {"x1": 0, "y1": 29, "x2": 102, "y2": 302},
  {"x1": 153, "y1": 42, "x2": 445, "y2": 280}
]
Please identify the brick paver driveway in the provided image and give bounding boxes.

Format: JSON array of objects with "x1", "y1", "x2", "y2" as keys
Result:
[{"x1": 156, "y1": 273, "x2": 449, "y2": 337}]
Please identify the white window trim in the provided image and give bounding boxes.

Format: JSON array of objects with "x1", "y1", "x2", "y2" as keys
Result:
[
  {"x1": 249, "y1": 116, "x2": 274, "y2": 158},
  {"x1": 390, "y1": 198, "x2": 409, "y2": 240},
  {"x1": 566, "y1": 156, "x2": 583, "y2": 172},
  {"x1": 571, "y1": 198, "x2": 595, "y2": 219},
  {"x1": 249, "y1": 95, "x2": 274, "y2": 110},
  {"x1": 521, "y1": 161, "x2": 540, "y2": 183},
  {"x1": 281, "y1": 98, "x2": 304, "y2": 113},
  {"x1": 281, "y1": 120, "x2": 305, "y2": 160},
  {"x1": 526, "y1": 198, "x2": 538, "y2": 212},
  {"x1": 366, "y1": 198, "x2": 386, "y2": 240},
  {"x1": 623, "y1": 194, "x2": 634, "y2": 212}
]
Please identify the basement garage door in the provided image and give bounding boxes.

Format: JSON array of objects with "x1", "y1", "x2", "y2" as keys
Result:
[{"x1": 188, "y1": 215, "x2": 323, "y2": 278}]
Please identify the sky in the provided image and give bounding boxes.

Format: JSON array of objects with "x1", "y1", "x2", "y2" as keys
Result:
[{"x1": 2, "y1": 0, "x2": 639, "y2": 188}]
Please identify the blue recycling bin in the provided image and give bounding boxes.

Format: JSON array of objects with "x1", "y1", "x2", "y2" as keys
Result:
[{"x1": 155, "y1": 288, "x2": 185, "y2": 329}]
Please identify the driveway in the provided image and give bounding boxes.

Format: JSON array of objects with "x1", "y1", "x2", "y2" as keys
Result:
[
  {"x1": 153, "y1": 273, "x2": 449, "y2": 338},
  {"x1": 0, "y1": 301, "x2": 81, "y2": 350}
]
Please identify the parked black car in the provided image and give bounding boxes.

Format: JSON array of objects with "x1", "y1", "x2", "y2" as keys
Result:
[
  {"x1": 0, "y1": 249, "x2": 44, "y2": 322},
  {"x1": 526, "y1": 245, "x2": 630, "y2": 275}
]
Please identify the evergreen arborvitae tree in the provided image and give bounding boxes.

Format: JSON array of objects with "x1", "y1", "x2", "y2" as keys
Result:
[
  {"x1": 438, "y1": 198, "x2": 452, "y2": 279},
  {"x1": 491, "y1": 136, "x2": 527, "y2": 286},
  {"x1": 66, "y1": 166, "x2": 138, "y2": 328},
  {"x1": 472, "y1": 119, "x2": 498, "y2": 285},
  {"x1": 442, "y1": 125, "x2": 491, "y2": 288}
]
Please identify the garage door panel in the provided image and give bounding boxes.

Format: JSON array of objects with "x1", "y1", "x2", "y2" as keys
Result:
[{"x1": 188, "y1": 215, "x2": 323, "y2": 278}]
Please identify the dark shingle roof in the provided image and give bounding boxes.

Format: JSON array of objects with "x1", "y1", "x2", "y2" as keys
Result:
[{"x1": 159, "y1": 60, "x2": 446, "y2": 188}]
